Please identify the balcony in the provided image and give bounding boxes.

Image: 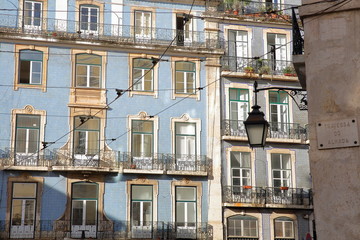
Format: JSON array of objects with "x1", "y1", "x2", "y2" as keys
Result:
[
  {"x1": 206, "y1": 0, "x2": 298, "y2": 21},
  {"x1": 120, "y1": 152, "x2": 211, "y2": 176},
  {"x1": 0, "y1": 14, "x2": 222, "y2": 50},
  {"x1": 222, "y1": 56, "x2": 297, "y2": 78},
  {"x1": 0, "y1": 220, "x2": 213, "y2": 240},
  {"x1": 223, "y1": 186, "x2": 312, "y2": 208},
  {"x1": 222, "y1": 120, "x2": 308, "y2": 142}
]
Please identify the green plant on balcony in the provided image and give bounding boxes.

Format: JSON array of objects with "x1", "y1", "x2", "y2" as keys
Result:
[
  {"x1": 244, "y1": 65, "x2": 254, "y2": 73},
  {"x1": 259, "y1": 65, "x2": 271, "y2": 75},
  {"x1": 282, "y1": 65, "x2": 297, "y2": 76}
]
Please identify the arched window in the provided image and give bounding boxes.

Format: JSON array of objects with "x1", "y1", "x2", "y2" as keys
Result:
[
  {"x1": 75, "y1": 54, "x2": 101, "y2": 88},
  {"x1": 227, "y1": 215, "x2": 258, "y2": 239},
  {"x1": 274, "y1": 217, "x2": 295, "y2": 240}
]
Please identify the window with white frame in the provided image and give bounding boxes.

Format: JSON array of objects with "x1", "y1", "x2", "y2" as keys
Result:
[
  {"x1": 267, "y1": 33, "x2": 287, "y2": 72},
  {"x1": 227, "y1": 215, "x2": 258, "y2": 239},
  {"x1": 228, "y1": 30, "x2": 248, "y2": 71},
  {"x1": 73, "y1": 116, "x2": 100, "y2": 156},
  {"x1": 24, "y1": 0, "x2": 42, "y2": 29},
  {"x1": 15, "y1": 114, "x2": 40, "y2": 155},
  {"x1": 271, "y1": 153, "x2": 292, "y2": 188},
  {"x1": 10, "y1": 182, "x2": 37, "y2": 239},
  {"x1": 175, "y1": 61, "x2": 196, "y2": 94},
  {"x1": 132, "y1": 120, "x2": 153, "y2": 158},
  {"x1": 19, "y1": 50, "x2": 43, "y2": 85},
  {"x1": 269, "y1": 91, "x2": 289, "y2": 134},
  {"x1": 229, "y1": 88, "x2": 249, "y2": 134},
  {"x1": 176, "y1": 186, "x2": 196, "y2": 228},
  {"x1": 274, "y1": 217, "x2": 295, "y2": 240},
  {"x1": 75, "y1": 54, "x2": 101, "y2": 88},
  {"x1": 230, "y1": 151, "x2": 251, "y2": 192},
  {"x1": 176, "y1": 13, "x2": 194, "y2": 46},
  {"x1": 133, "y1": 58, "x2": 154, "y2": 92},
  {"x1": 71, "y1": 182, "x2": 98, "y2": 238},
  {"x1": 80, "y1": 5, "x2": 99, "y2": 34},
  {"x1": 131, "y1": 185, "x2": 153, "y2": 230},
  {"x1": 135, "y1": 10, "x2": 151, "y2": 39},
  {"x1": 175, "y1": 122, "x2": 196, "y2": 158}
]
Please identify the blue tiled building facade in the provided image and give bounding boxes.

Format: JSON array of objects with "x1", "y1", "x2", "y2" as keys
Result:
[{"x1": 0, "y1": 0, "x2": 313, "y2": 239}]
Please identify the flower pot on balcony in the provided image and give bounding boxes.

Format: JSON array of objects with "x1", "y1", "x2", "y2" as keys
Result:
[
  {"x1": 280, "y1": 186, "x2": 289, "y2": 190},
  {"x1": 243, "y1": 185, "x2": 252, "y2": 189},
  {"x1": 130, "y1": 164, "x2": 136, "y2": 169}
]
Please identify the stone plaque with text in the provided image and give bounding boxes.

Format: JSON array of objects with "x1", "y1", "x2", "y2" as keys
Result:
[{"x1": 316, "y1": 118, "x2": 359, "y2": 149}]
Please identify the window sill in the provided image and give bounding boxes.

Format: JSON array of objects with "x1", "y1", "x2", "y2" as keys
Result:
[{"x1": 14, "y1": 83, "x2": 46, "y2": 92}]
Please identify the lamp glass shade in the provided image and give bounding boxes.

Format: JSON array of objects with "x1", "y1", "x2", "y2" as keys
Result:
[{"x1": 243, "y1": 104, "x2": 269, "y2": 148}]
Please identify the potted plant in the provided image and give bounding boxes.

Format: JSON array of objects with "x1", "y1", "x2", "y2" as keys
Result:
[
  {"x1": 244, "y1": 65, "x2": 254, "y2": 73},
  {"x1": 243, "y1": 185, "x2": 252, "y2": 189},
  {"x1": 259, "y1": 65, "x2": 271, "y2": 75},
  {"x1": 130, "y1": 164, "x2": 136, "y2": 169},
  {"x1": 280, "y1": 186, "x2": 289, "y2": 190},
  {"x1": 282, "y1": 65, "x2": 297, "y2": 76},
  {"x1": 224, "y1": 0, "x2": 234, "y2": 13}
]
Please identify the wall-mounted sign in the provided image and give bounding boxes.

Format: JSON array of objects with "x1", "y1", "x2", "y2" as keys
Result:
[{"x1": 316, "y1": 118, "x2": 359, "y2": 149}]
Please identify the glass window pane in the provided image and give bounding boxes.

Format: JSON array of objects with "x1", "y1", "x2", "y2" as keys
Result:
[
  {"x1": 176, "y1": 72, "x2": 184, "y2": 92},
  {"x1": 132, "y1": 185, "x2": 152, "y2": 200},
  {"x1": 24, "y1": 199, "x2": 35, "y2": 225},
  {"x1": 87, "y1": 131, "x2": 99, "y2": 154},
  {"x1": 28, "y1": 129, "x2": 39, "y2": 153},
  {"x1": 85, "y1": 200, "x2": 97, "y2": 225},
  {"x1": 17, "y1": 115, "x2": 40, "y2": 128},
  {"x1": 241, "y1": 152, "x2": 250, "y2": 167},
  {"x1": 72, "y1": 200, "x2": 83, "y2": 225},
  {"x1": 230, "y1": 152, "x2": 240, "y2": 168},
  {"x1": 74, "y1": 131, "x2": 86, "y2": 154},
  {"x1": 284, "y1": 221, "x2": 294, "y2": 237},
  {"x1": 271, "y1": 154, "x2": 281, "y2": 169},
  {"x1": 132, "y1": 202, "x2": 141, "y2": 225},
  {"x1": 11, "y1": 199, "x2": 22, "y2": 226},
  {"x1": 75, "y1": 117, "x2": 99, "y2": 130},
  {"x1": 13, "y1": 183, "x2": 37, "y2": 198},
  {"x1": 19, "y1": 60, "x2": 31, "y2": 84},
  {"x1": 72, "y1": 183, "x2": 98, "y2": 199},
  {"x1": 176, "y1": 62, "x2": 195, "y2": 71},
  {"x1": 176, "y1": 123, "x2": 195, "y2": 135},
  {"x1": 143, "y1": 202, "x2": 152, "y2": 224},
  {"x1": 15, "y1": 129, "x2": 26, "y2": 153},
  {"x1": 176, "y1": 187, "x2": 195, "y2": 201},
  {"x1": 176, "y1": 202, "x2": 185, "y2": 225},
  {"x1": 76, "y1": 54, "x2": 101, "y2": 65},
  {"x1": 229, "y1": 89, "x2": 237, "y2": 100},
  {"x1": 269, "y1": 92, "x2": 278, "y2": 103},
  {"x1": 20, "y1": 50, "x2": 42, "y2": 61}
]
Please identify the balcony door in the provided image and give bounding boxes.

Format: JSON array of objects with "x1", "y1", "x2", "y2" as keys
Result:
[
  {"x1": 132, "y1": 120, "x2": 153, "y2": 169},
  {"x1": 131, "y1": 185, "x2": 153, "y2": 238},
  {"x1": 135, "y1": 11, "x2": 151, "y2": 39},
  {"x1": 176, "y1": 187, "x2": 197, "y2": 239},
  {"x1": 176, "y1": 14, "x2": 193, "y2": 46},
  {"x1": 175, "y1": 123, "x2": 196, "y2": 171},
  {"x1": 269, "y1": 91, "x2": 289, "y2": 137},
  {"x1": 229, "y1": 88, "x2": 249, "y2": 136},
  {"x1": 10, "y1": 183, "x2": 37, "y2": 239},
  {"x1": 24, "y1": 0, "x2": 42, "y2": 31},
  {"x1": 228, "y1": 30, "x2": 248, "y2": 71},
  {"x1": 71, "y1": 183, "x2": 98, "y2": 238},
  {"x1": 267, "y1": 33, "x2": 287, "y2": 72}
]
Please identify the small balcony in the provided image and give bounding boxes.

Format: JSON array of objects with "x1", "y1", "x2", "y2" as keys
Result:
[
  {"x1": 222, "y1": 120, "x2": 308, "y2": 142},
  {"x1": 0, "y1": 220, "x2": 213, "y2": 240},
  {"x1": 0, "y1": 14, "x2": 222, "y2": 50},
  {"x1": 222, "y1": 56, "x2": 297, "y2": 78},
  {"x1": 223, "y1": 185, "x2": 312, "y2": 208},
  {"x1": 206, "y1": 0, "x2": 298, "y2": 21},
  {"x1": 120, "y1": 152, "x2": 211, "y2": 176}
]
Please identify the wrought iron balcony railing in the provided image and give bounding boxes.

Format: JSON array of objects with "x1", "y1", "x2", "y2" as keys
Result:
[
  {"x1": 206, "y1": 0, "x2": 299, "y2": 19},
  {"x1": 222, "y1": 186, "x2": 265, "y2": 204},
  {"x1": 223, "y1": 185, "x2": 312, "y2": 207},
  {"x1": 0, "y1": 13, "x2": 222, "y2": 49},
  {"x1": 222, "y1": 120, "x2": 307, "y2": 140},
  {"x1": 0, "y1": 220, "x2": 213, "y2": 240},
  {"x1": 222, "y1": 56, "x2": 297, "y2": 77},
  {"x1": 120, "y1": 152, "x2": 166, "y2": 171},
  {"x1": 166, "y1": 154, "x2": 210, "y2": 173}
]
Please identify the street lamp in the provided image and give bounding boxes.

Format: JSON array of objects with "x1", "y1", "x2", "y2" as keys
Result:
[
  {"x1": 244, "y1": 81, "x2": 269, "y2": 148},
  {"x1": 244, "y1": 81, "x2": 307, "y2": 148}
]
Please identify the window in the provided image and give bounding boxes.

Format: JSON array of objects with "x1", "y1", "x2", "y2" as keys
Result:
[
  {"x1": 133, "y1": 58, "x2": 153, "y2": 92},
  {"x1": 176, "y1": 186, "x2": 197, "y2": 238},
  {"x1": 269, "y1": 91, "x2": 289, "y2": 134},
  {"x1": 80, "y1": 5, "x2": 99, "y2": 34},
  {"x1": 175, "y1": 61, "x2": 196, "y2": 94},
  {"x1": 230, "y1": 151, "x2": 251, "y2": 190},
  {"x1": 131, "y1": 120, "x2": 154, "y2": 169},
  {"x1": 267, "y1": 33, "x2": 287, "y2": 72},
  {"x1": 10, "y1": 183, "x2": 37, "y2": 239},
  {"x1": 175, "y1": 122, "x2": 196, "y2": 170},
  {"x1": 131, "y1": 185, "x2": 153, "y2": 238},
  {"x1": 75, "y1": 54, "x2": 101, "y2": 88},
  {"x1": 229, "y1": 88, "x2": 249, "y2": 135},
  {"x1": 271, "y1": 153, "x2": 291, "y2": 188},
  {"x1": 19, "y1": 50, "x2": 42, "y2": 85},
  {"x1": 227, "y1": 215, "x2": 258, "y2": 239},
  {"x1": 15, "y1": 114, "x2": 40, "y2": 165},
  {"x1": 274, "y1": 217, "x2": 295, "y2": 239},
  {"x1": 24, "y1": 0, "x2": 42, "y2": 29},
  {"x1": 135, "y1": 10, "x2": 152, "y2": 39},
  {"x1": 71, "y1": 182, "x2": 98, "y2": 238},
  {"x1": 176, "y1": 13, "x2": 194, "y2": 46},
  {"x1": 73, "y1": 116, "x2": 100, "y2": 165},
  {"x1": 228, "y1": 30, "x2": 248, "y2": 70}
]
